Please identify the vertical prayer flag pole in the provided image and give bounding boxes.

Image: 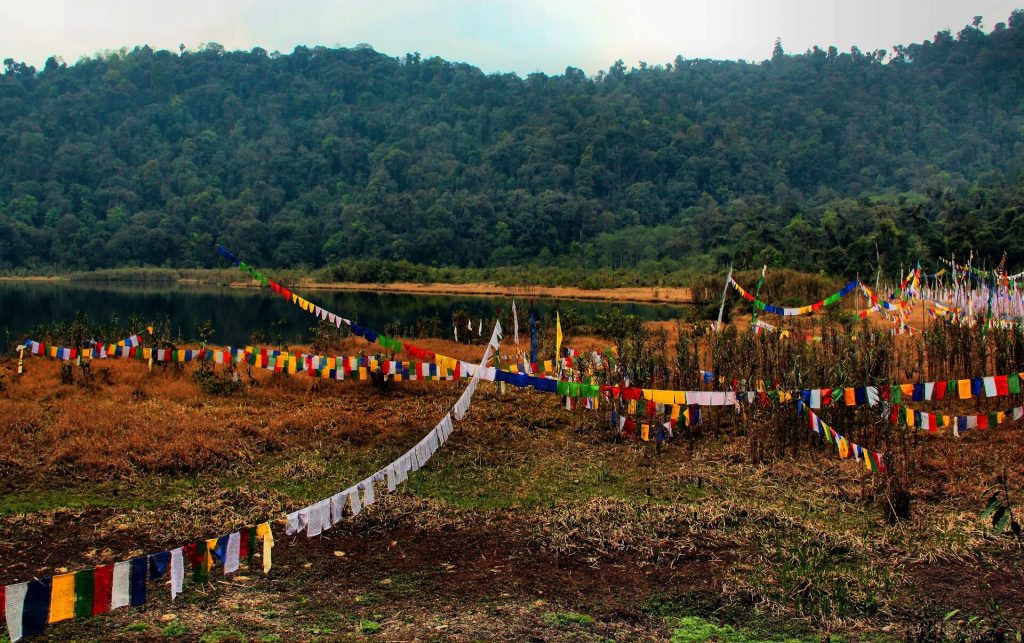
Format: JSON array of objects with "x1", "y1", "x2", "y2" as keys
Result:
[
  {"x1": 716, "y1": 263, "x2": 733, "y2": 331},
  {"x1": 555, "y1": 311, "x2": 563, "y2": 377},
  {"x1": 512, "y1": 298, "x2": 519, "y2": 346},
  {"x1": 17, "y1": 344, "x2": 25, "y2": 374},
  {"x1": 529, "y1": 310, "x2": 537, "y2": 365},
  {"x1": 750, "y1": 265, "x2": 767, "y2": 330}
]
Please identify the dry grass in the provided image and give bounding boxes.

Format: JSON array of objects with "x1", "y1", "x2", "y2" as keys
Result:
[{"x1": 2, "y1": 320, "x2": 1024, "y2": 640}]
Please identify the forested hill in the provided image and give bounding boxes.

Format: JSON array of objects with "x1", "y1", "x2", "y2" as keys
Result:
[{"x1": 2, "y1": 12, "x2": 1024, "y2": 277}]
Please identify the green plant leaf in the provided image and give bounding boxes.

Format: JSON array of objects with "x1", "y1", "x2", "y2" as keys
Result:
[
  {"x1": 980, "y1": 493, "x2": 1002, "y2": 520},
  {"x1": 994, "y1": 509, "x2": 1011, "y2": 533},
  {"x1": 943, "y1": 609, "x2": 960, "y2": 621}
]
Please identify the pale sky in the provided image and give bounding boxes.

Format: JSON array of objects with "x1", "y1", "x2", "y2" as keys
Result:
[{"x1": 1, "y1": 0, "x2": 1020, "y2": 75}]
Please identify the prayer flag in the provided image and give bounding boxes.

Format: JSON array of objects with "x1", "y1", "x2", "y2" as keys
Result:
[
  {"x1": 170, "y1": 549, "x2": 184, "y2": 600},
  {"x1": 73, "y1": 569, "x2": 94, "y2": 619},
  {"x1": 22, "y1": 578, "x2": 52, "y2": 639},
  {"x1": 111, "y1": 562, "x2": 131, "y2": 610},
  {"x1": 92, "y1": 564, "x2": 113, "y2": 615},
  {"x1": 47, "y1": 573, "x2": 74, "y2": 624}
]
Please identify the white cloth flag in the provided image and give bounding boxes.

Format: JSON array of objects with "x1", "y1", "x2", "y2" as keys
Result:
[
  {"x1": 347, "y1": 487, "x2": 362, "y2": 516},
  {"x1": 386, "y1": 464, "x2": 398, "y2": 492},
  {"x1": 286, "y1": 509, "x2": 309, "y2": 536},
  {"x1": 360, "y1": 477, "x2": 376, "y2": 507},
  {"x1": 170, "y1": 548, "x2": 185, "y2": 600},
  {"x1": 5, "y1": 581, "x2": 27, "y2": 642},
  {"x1": 331, "y1": 492, "x2": 347, "y2": 524},
  {"x1": 111, "y1": 561, "x2": 131, "y2": 609},
  {"x1": 306, "y1": 500, "x2": 330, "y2": 537},
  {"x1": 225, "y1": 532, "x2": 241, "y2": 574}
]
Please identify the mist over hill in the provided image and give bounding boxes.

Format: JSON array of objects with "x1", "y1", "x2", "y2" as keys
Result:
[{"x1": 1, "y1": 11, "x2": 1023, "y2": 276}]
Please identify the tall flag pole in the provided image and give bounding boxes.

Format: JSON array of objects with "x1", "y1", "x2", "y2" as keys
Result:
[
  {"x1": 512, "y1": 299, "x2": 519, "y2": 346},
  {"x1": 750, "y1": 265, "x2": 767, "y2": 330},
  {"x1": 716, "y1": 263, "x2": 733, "y2": 331},
  {"x1": 529, "y1": 311, "x2": 537, "y2": 365},
  {"x1": 555, "y1": 311, "x2": 563, "y2": 377}
]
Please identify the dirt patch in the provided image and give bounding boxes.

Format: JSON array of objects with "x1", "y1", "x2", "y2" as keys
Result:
[{"x1": 908, "y1": 556, "x2": 1024, "y2": 620}]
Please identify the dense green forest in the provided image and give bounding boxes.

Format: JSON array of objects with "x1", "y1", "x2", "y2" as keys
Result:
[{"x1": 1, "y1": 11, "x2": 1023, "y2": 281}]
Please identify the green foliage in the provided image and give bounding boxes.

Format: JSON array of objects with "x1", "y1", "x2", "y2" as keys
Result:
[
  {"x1": 2, "y1": 19, "x2": 1024, "y2": 274},
  {"x1": 542, "y1": 611, "x2": 594, "y2": 627},
  {"x1": 980, "y1": 474, "x2": 1021, "y2": 541},
  {"x1": 670, "y1": 616, "x2": 818, "y2": 643},
  {"x1": 358, "y1": 619, "x2": 381, "y2": 634},
  {"x1": 160, "y1": 620, "x2": 189, "y2": 637}
]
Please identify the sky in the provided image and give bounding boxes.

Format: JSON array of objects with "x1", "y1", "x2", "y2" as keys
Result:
[{"x1": 1, "y1": 0, "x2": 1021, "y2": 76}]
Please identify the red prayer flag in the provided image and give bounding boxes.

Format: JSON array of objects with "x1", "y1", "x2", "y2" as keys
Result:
[
  {"x1": 821, "y1": 388, "x2": 833, "y2": 406},
  {"x1": 93, "y1": 564, "x2": 114, "y2": 615},
  {"x1": 995, "y1": 375, "x2": 1009, "y2": 396}
]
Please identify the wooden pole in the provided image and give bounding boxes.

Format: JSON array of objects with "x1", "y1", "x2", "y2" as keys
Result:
[{"x1": 716, "y1": 264, "x2": 733, "y2": 331}]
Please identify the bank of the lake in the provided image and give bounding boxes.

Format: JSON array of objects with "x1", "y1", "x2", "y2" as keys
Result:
[{"x1": 0, "y1": 280, "x2": 689, "y2": 348}]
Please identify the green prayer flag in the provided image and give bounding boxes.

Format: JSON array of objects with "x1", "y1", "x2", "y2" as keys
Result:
[
  {"x1": 194, "y1": 541, "x2": 209, "y2": 584},
  {"x1": 73, "y1": 569, "x2": 95, "y2": 618},
  {"x1": 248, "y1": 527, "x2": 257, "y2": 566},
  {"x1": 1009, "y1": 373, "x2": 1021, "y2": 395},
  {"x1": 890, "y1": 385, "x2": 901, "y2": 404},
  {"x1": 556, "y1": 380, "x2": 569, "y2": 396}
]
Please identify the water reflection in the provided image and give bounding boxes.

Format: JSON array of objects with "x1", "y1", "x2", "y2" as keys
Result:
[{"x1": 0, "y1": 282, "x2": 685, "y2": 347}]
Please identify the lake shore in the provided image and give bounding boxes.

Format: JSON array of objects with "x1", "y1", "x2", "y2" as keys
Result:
[
  {"x1": 1, "y1": 272, "x2": 697, "y2": 305},
  {"x1": 227, "y1": 279, "x2": 696, "y2": 305}
]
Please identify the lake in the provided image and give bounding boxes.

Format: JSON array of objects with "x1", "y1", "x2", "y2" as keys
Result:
[{"x1": 0, "y1": 281, "x2": 686, "y2": 349}]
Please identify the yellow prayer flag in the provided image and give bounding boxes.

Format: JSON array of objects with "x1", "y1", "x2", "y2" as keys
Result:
[
  {"x1": 844, "y1": 387, "x2": 856, "y2": 406},
  {"x1": 256, "y1": 522, "x2": 274, "y2": 573},
  {"x1": 675, "y1": 391, "x2": 687, "y2": 405},
  {"x1": 670, "y1": 404, "x2": 681, "y2": 421},
  {"x1": 641, "y1": 423, "x2": 650, "y2": 441},
  {"x1": 654, "y1": 390, "x2": 675, "y2": 405},
  {"x1": 958, "y1": 379, "x2": 972, "y2": 399},
  {"x1": 48, "y1": 573, "x2": 75, "y2": 623},
  {"x1": 359, "y1": 366, "x2": 367, "y2": 380},
  {"x1": 205, "y1": 538, "x2": 217, "y2": 569},
  {"x1": 838, "y1": 437, "x2": 850, "y2": 459},
  {"x1": 143, "y1": 348, "x2": 152, "y2": 359}
]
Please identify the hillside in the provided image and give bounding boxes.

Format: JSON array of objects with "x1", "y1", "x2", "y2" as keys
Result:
[{"x1": 1, "y1": 11, "x2": 1024, "y2": 275}]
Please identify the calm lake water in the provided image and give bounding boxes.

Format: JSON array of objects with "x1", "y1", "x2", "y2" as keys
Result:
[{"x1": 0, "y1": 281, "x2": 685, "y2": 349}]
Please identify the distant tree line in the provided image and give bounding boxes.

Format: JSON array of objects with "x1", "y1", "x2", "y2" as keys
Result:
[{"x1": 1, "y1": 11, "x2": 1023, "y2": 277}]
